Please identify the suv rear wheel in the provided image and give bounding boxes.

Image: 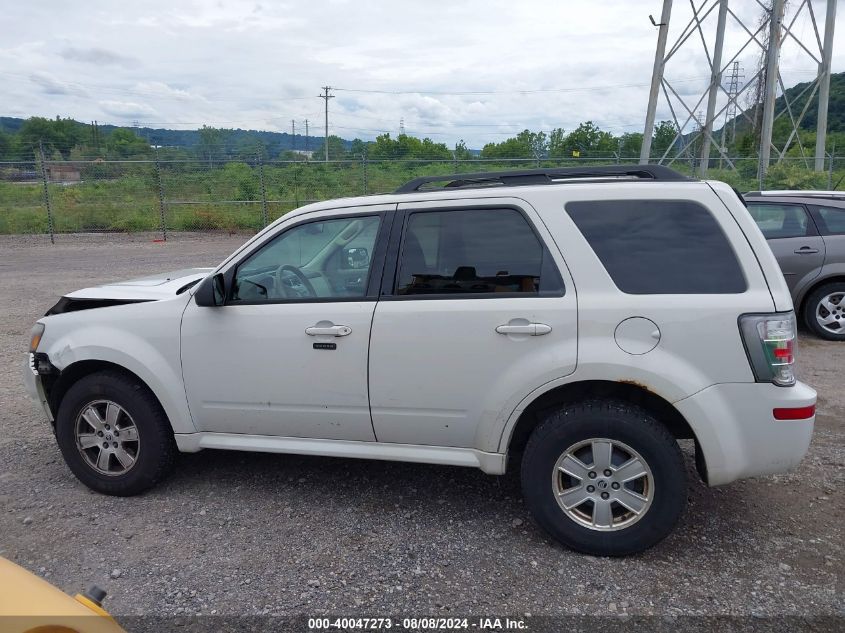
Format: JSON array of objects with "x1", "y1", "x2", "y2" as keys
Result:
[
  {"x1": 803, "y1": 282, "x2": 845, "y2": 341},
  {"x1": 55, "y1": 370, "x2": 177, "y2": 496},
  {"x1": 521, "y1": 400, "x2": 686, "y2": 556}
]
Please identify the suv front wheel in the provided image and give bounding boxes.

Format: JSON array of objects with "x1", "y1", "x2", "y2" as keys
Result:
[
  {"x1": 521, "y1": 400, "x2": 686, "y2": 556},
  {"x1": 55, "y1": 370, "x2": 177, "y2": 496}
]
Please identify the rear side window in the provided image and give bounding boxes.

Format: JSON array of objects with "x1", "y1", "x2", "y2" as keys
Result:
[
  {"x1": 566, "y1": 199, "x2": 746, "y2": 294},
  {"x1": 396, "y1": 208, "x2": 563, "y2": 296},
  {"x1": 747, "y1": 203, "x2": 810, "y2": 239},
  {"x1": 813, "y1": 205, "x2": 845, "y2": 235}
]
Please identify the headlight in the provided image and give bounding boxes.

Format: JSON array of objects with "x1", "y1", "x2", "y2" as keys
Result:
[{"x1": 29, "y1": 323, "x2": 45, "y2": 353}]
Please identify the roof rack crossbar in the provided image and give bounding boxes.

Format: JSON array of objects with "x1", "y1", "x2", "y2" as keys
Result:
[{"x1": 395, "y1": 165, "x2": 690, "y2": 193}]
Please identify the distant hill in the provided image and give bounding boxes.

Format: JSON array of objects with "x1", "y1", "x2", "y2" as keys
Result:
[
  {"x1": 0, "y1": 117, "x2": 349, "y2": 154},
  {"x1": 722, "y1": 70, "x2": 845, "y2": 136}
]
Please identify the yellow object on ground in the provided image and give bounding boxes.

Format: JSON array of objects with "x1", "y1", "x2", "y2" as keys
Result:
[{"x1": 0, "y1": 557, "x2": 126, "y2": 633}]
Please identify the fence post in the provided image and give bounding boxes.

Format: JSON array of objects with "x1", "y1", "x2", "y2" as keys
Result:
[
  {"x1": 38, "y1": 140, "x2": 55, "y2": 244},
  {"x1": 293, "y1": 164, "x2": 299, "y2": 208},
  {"x1": 828, "y1": 143, "x2": 835, "y2": 190},
  {"x1": 154, "y1": 148, "x2": 167, "y2": 241},
  {"x1": 362, "y1": 153, "x2": 368, "y2": 195},
  {"x1": 257, "y1": 153, "x2": 269, "y2": 228}
]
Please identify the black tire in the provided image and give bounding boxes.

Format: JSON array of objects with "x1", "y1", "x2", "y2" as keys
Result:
[
  {"x1": 803, "y1": 282, "x2": 845, "y2": 341},
  {"x1": 55, "y1": 370, "x2": 177, "y2": 496},
  {"x1": 520, "y1": 400, "x2": 686, "y2": 556}
]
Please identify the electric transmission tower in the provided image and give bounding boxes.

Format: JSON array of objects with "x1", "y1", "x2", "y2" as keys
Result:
[
  {"x1": 399, "y1": 118, "x2": 406, "y2": 136},
  {"x1": 722, "y1": 61, "x2": 743, "y2": 146},
  {"x1": 640, "y1": 0, "x2": 837, "y2": 180}
]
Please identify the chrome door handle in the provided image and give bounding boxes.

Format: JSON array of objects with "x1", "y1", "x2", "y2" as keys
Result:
[
  {"x1": 496, "y1": 323, "x2": 552, "y2": 336},
  {"x1": 305, "y1": 324, "x2": 352, "y2": 337},
  {"x1": 794, "y1": 247, "x2": 819, "y2": 254}
]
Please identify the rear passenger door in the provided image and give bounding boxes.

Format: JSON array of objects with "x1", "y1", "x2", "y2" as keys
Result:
[
  {"x1": 746, "y1": 202, "x2": 825, "y2": 292},
  {"x1": 368, "y1": 199, "x2": 577, "y2": 449},
  {"x1": 809, "y1": 203, "x2": 845, "y2": 269}
]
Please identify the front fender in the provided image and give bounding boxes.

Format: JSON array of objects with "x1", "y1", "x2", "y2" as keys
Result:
[{"x1": 39, "y1": 298, "x2": 195, "y2": 434}]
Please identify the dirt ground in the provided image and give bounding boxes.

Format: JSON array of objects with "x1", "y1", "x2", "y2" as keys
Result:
[{"x1": 0, "y1": 233, "x2": 842, "y2": 624}]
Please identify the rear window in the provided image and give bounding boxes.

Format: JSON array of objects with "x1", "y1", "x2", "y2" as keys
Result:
[
  {"x1": 746, "y1": 203, "x2": 810, "y2": 239},
  {"x1": 813, "y1": 205, "x2": 845, "y2": 235},
  {"x1": 566, "y1": 199, "x2": 747, "y2": 294}
]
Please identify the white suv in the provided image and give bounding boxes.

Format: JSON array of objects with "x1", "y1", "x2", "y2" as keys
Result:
[{"x1": 24, "y1": 166, "x2": 816, "y2": 555}]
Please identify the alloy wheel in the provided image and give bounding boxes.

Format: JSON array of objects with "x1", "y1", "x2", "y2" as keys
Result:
[
  {"x1": 75, "y1": 400, "x2": 140, "y2": 476},
  {"x1": 552, "y1": 438, "x2": 654, "y2": 531}
]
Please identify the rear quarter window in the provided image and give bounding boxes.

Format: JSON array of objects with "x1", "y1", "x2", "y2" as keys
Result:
[{"x1": 565, "y1": 199, "x2": 747, "y2": 294}]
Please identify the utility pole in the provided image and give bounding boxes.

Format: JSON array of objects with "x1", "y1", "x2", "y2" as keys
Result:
[
  {"x1": 291, "y1": 119, "x2": 296, "y2": 151},
  {"x1": 305, "y1": 119, "x2": 309, "y2": 153},
  {"x1": 698, "y1": 0, "x2": 728, "y2": 177},
  {"x1": 640, "y1": 0, "x2": 673, "y2": 164},
  {"x1": 318, "y1": 86, "x2": 334, "y2": 162},
  {"x1": 758, "y1": 0, "x2": 785, "y2": 184},
  {"x1": 815, "y1": 0, "x2": 837, "y2": 171}
]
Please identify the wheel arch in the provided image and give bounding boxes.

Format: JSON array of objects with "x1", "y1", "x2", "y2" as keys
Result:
[
  {"x1": 47, "y1": 360, "x2": 167, "y2": 429},
  {"x1": 503, "y1": 379, "x2": 707, "y2": 482},
  {"x1": 797, "y1": 274, "x2": 845, "y2": 317}
]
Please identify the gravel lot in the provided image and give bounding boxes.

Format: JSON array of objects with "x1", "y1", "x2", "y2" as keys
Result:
[{"x1": 0, "y1": 233, "x2": 842, "y2": 624}]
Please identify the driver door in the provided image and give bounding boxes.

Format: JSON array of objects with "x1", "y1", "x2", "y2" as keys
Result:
[{"x1": 181, "y1": 206, "x2": 393, "y2": 440}]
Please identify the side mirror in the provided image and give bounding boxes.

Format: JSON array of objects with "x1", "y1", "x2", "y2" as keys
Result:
[
  {"x1": 342, "y1": 247, "x2": 369, "y2": 270},
  {"x1": 195, "y1": 273, "x2": 226, "y2": 307}
]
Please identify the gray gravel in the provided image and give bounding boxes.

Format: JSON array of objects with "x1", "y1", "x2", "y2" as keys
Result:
[{"x1": 0, "y1": 233, "x2": 842, "y2": 619}]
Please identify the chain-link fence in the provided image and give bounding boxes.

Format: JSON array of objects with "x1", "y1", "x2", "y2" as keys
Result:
[{"x1": 1, "y1": 153, "x2": 843, "y2": 241}]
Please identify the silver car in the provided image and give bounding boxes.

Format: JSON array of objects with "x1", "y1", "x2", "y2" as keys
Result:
[{"x1": 745, "y1": 191, "x2": 845, "y2": 341}]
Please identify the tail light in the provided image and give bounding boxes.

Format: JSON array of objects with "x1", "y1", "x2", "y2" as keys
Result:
[{"x1": 739, "y1": 312, "x2": 796, "y2": 387}]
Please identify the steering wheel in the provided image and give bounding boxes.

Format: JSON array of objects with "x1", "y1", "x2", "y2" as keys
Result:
[{"x1": 274, "y1": 264, "x2": 317, "y2": 298}]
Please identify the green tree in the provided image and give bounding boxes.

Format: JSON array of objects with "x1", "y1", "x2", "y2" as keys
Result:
[
  {"x1": 548, "y1": 128, "x2": 567, "y2": 158},
  {"x1": 651, "y1": 120, "x2": 678, "y2": 157},
  {"x1": 454, "y1": 140, "x2": 472, "y2": 160},
  {"x1": 17, "y1": 116, "x2": 85, "y2": 159},
  {"x1": 311, "y1": 135, "x2": 348, "y2": 160},
  {"x1": 234, "y1": 136, "x2": 268, "y2": 161},
  {"x1": 480, "y1": 129, "x2": 547, "y2": 159},
  {"x1": 349, "y1": 138, "x2": 368, "y2": 157},
  {"x1": 564, "y1": 121, "x2": 615, "y2": 154},
  {"x1": 106, "y1": 128, "x2": 149, "y2": 158},
  {"x1": 618, "y1": 132, "x2": 644, "y2": 157},
  {"x1": 367, "y1": 133, "x2": 451, "y2": 160},
  {"x1": 197, "y1": 125, "x2": 228, "y2": 166},
  {"x1": 0, "y1": 130, "x2": 12, "y2": 160}
]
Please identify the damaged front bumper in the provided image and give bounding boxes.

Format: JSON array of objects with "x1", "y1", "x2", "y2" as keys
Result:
[{"x1": 23, "y1": 353, "x2": 56, "y2": 424}]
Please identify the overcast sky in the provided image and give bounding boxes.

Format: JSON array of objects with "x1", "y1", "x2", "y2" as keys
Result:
[{"x1": 2, "y1": 0, "x2": 842, "y2": 147}]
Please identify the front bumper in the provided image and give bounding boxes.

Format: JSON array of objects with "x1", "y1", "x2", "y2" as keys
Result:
[
  {"x1": 23, "y1": 354, "x2": 54, "y2": 423},
  {"x1": 675, "y1": 381, "x2": 816, "y2": 486}
]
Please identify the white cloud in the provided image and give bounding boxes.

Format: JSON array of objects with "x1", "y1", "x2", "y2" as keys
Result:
[
  {"x1": 2, "y1": 0, "x2": 841, "y2": 147},
  {"x1": 98, "y1": 100, "x2": 158, "y2": 119}
]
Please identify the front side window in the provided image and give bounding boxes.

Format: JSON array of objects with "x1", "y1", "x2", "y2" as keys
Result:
[
  {"x1": 813, "y1": 205, "x2": 845, "y2": 235},
  {"x1": 395, "y1": 208, "x2": 562, "y2": 296},
  {"x1": 747, "y1": 203, "x2": 810, "y2": 239},
  {"x1": 566, "y1": 199, "x2": 746, "y2": 294},
  {"x1": 231, "y1": 215, "x2": 380, "y2": 302}
]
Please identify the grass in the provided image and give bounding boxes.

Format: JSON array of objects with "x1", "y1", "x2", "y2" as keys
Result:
[{"x1": 0, "y1": 159, "x2": 842, "y2": 234}]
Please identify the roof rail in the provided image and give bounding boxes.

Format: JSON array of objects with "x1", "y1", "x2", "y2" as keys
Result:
[
  {"x1": 394, "y1": 165, "x2": 691, "y2": 194},
  {"x1": 744, "y1": 190, "x2": 845, "y2": 200}
]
